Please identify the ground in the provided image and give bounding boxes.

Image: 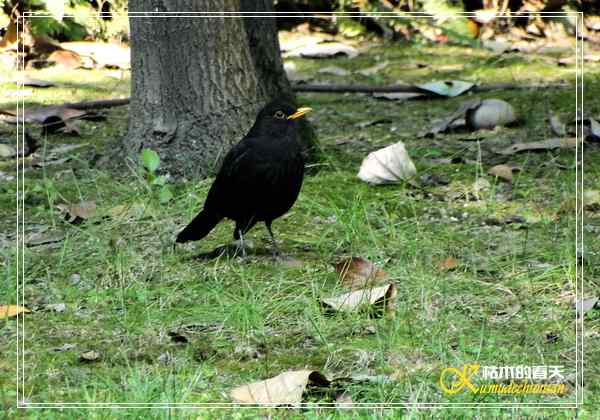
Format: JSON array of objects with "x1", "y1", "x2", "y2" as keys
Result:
[{"x1": 1, "y1": 34, "x2": 599, "y2": 418}]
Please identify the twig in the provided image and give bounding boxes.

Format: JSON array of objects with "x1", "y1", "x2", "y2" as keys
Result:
[
  {"x1": 62, "y1": 98, "x2": 130, "y2": 110},
  {"x1": 31, "y1": 82, "x2": 565, "y2": 112}
]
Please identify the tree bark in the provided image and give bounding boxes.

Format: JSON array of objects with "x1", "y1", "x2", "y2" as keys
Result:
[{"x1": 125, "y1": 0, "x2": 298, "y2": 177}]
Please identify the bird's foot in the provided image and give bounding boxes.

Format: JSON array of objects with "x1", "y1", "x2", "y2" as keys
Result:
[{"x1": 232, "y1": 239, "x2": 254, "y2": 258}]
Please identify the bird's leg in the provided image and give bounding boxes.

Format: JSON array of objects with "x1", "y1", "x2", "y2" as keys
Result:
[
  {"x1": 265, "y1": 222, "x2": 282, "y2": 257},
  {"x1": 236, "y1": 229, "x2": 247, "y2": 258}
]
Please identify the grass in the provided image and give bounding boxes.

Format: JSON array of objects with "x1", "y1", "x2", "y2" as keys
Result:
[{"x1": 1, "y1": 35, "x2": 599, "y2": 418}]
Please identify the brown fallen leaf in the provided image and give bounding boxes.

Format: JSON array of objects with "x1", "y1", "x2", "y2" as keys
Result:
[
  {"x1": 482, "y1": 40, "x2": 514, "y2": 54},
  {"x1": 32, "y1": 157, "x2": 71, "y2": 168},
  {"x1": 355, "y1": 119, "x2": 392, "y2": 129},
  {"x1": 335, "y1": 256, "x2": 388, "y2": 289},
  {"x1": 488, "y1": 164, "x2": 521, "y2": 182},
  {"x1": 550, "y1": 114, "x2": 566, "y2": 136},
  {"x1": 496, "y1": 138, "x2": 578, "y2": 155},
  {"x1": 230, "y1": 370, "x2": 330, "y2": 405},
  {"x1": 583, "y1": 190, "x2": 600, "y2": 211},
  {"x1": 296, "y1": 43, "x2": 359, "y2": 59},
  {"x1": 490, "y1": 303, "x2": 522, "y2": 323},
  {"x1": 0, "y1": 305, "x2": 30, "y2": 319},
  {"x1": 437, "y1": 256, "x2": 459, "y2": 271},
  {"x1": 51, "y1": 343, "x2": 76, "y2": 352},
  {"x1": 372, "y1": 92, "x2": 425, "y2": 101},
  {"x1": 576, "y1": 297, "x2": 598, "y2": 318},
  {"x1": 317, "y1": 66, "x2": 350, "y2": 77},
  {"x1": 61, "y1": 41, "x2": 131, "y2": 69},
  {"x1": 357, "y1": 141, "x2": 417, "y2": 185},
  {"x1": 0, "y1": 19, "x2": 17, "y2": 50},
  {"x1": 416, "y1": 80, "x2": 474, "y2": 97},
  {"x1": 421, "y1": 99, "x2": 482, "y2": 136},
  {"x1": 57, "y1": 201, "x2": 97, "y2": 224},
  {"x1": 321, "y1": 284, "x2": 397, "y2": 317},
  {"x1": 1, "y1": 106, "x2": 101, "y2": 135},
  {"x1": 48, "y1": 49, "x2": 84, "y2": 69},
  {"x1": 25, "y1": 230, "x2": 65, "y2": 247},
  {"x1": 19, "y1": 76, "x2": 55, "y2": 88},
  {"x1": 56, "y1": 121, "x2": 82, "y2": 136},
  {"x1": 79, "y1": 350, "x2": 101, "y2": 362},
  {"x1": 44, "y1": 303, "x2": 66, "y2": 313},
  {"x1": 356, "y1": 62, "x2": 388, "y2": 76},
  {"x1": 0, "y1": 144, "x2": 16, "y2": 158}
]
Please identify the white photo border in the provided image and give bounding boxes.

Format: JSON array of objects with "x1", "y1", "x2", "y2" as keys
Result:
[{"x1": 15, "y1": 10, "x2": 584, "y2": 410}]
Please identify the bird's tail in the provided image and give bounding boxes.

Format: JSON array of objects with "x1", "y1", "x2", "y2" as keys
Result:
[{"x1": 176, "y1": 210, "x2": 221, "y2": 243}]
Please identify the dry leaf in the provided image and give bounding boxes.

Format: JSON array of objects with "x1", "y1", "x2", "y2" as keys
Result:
[
  {"x1": 335, "y1": 256, "x2": 388, "y2": 289},
  {"x1": 576, "y1": 297, "x2": 598, "y2": 318},
  {"x1": 2, "y1": 105, "x2": 87, "y2": 127},
  {"x1": 416, "y1": 80, "x2": 474, "y2": 97},
  {"x1": 422, "y1": 99, "x2": 482, "y2": 136},
  {"x1": 45, "y1": 303, "x2": 66, "y2": 313},
  {"x1": 61, "y1": 41, "x2": 130, "y2": 69},
  {"x1": 466, "y1": 99, "x2": 517, "y2": 129},
  {"x1": 356, "y1": 62, "x2": 388, "y2": 76},
  {"x1": 317, "y1": 66, "x2": 350, "y2": 77},
  {"x1": 57, "y1": 121, "x2": 82, "y2": 136},
  {"x1": 482, "y1": 40, "x2": 514, "y2": 54},
  {"x1": 550, "y1": 114, "x2": 566, "y2": 136},
  {"x1": 51, "y1": 343, "x2": 76, "y2": 352},
  {"x1": 0, "y1": 305, "x2": 30, "y2": 319},
  {"x1": 296, "y1": 43, "x2": 359, "y2": 59},
  {"x1": 583, "y1": 190, "x2": 600, "y2": 211},
  {"x1": 496, "y1": 138, "x2": 577, "y2": 155},
  {"x1": 57, "y1": 201, "x2": 97, "y2": 224},
  {"x1": 230, "y1": 370, "x2": 330, "y2": 405},
  {"x1": 472, "y1": 178, "x2": 491, "y2": 195},
  {"x1": 357, "y1": 141, "x2": 417, "y2": 185},
  {"x1": 372, "y1": 92, "x2": 425, "y2": 101},
  {"x1": 437, "y1": 256, "x2": 459, "y2": 271},
  {"x1": 0, "y1": 19, "x2": 17, "y2": 50},
  {"x1": 32, "y1": 157, "x2": 71, "y2": 168},
  {"x1": 283, "y1": 62, "x2": 313, "y2": 83},
  {"x1": 48, "y1": 49, "x2": 84, "y2": 69},
  {"x1": 19, "y1": 76, "x2": 55, "y2": 88},
  {"x1": 279, "y1": 32, "x2": 334, "y2": 52},
  {"x1": 0, "y1": 144, "x2": 16, "y2": 158},
  {"x1": 488, "y1": 164, "x2": 521, "y2": 182},
  {"x1": 490, "y1": 304, "x2": 522, "y2": 323},
  {"x1": 26, "y1": 230, "x2": 65, "y2": 247},
  {"x1": 321, "y1": 284, "x2": 397, "y2": 317},
  {"x1": 80, "y1": 350, "x2": 101, "y2": 362},
  {"x1": 355, "y1": 119, "x2": 392, "y2": 129}
]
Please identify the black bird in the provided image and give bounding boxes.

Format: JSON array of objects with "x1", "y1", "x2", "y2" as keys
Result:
[{"x1": 176, "y1": 99, "x2": 312, "y2": 256}]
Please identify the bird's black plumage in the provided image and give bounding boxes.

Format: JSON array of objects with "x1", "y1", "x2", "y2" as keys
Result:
[{"x1": 176, "y1": 99, "x2": 311, "y2": 254}]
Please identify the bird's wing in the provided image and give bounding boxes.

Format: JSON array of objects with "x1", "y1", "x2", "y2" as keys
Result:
[{"x1": 203, "y1": 137, "x2": 266, "y2": 210}]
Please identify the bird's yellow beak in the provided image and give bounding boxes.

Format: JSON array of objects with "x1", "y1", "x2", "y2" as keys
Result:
[{"x1": 287, "y1": 107, "x2": 313, "y2": 120}]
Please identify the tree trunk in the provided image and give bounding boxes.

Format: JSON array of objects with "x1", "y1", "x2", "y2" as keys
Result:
[{"x1": 125, "y1": 0, "x2": 297, "y2": 178}]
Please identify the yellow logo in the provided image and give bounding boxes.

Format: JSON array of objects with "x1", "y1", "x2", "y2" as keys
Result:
[{"x1": 439, "y1": 364, "x2": 480, "y2": 395}]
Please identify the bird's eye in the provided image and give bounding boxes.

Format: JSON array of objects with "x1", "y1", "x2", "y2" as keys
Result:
[{"x1": 274, "y1": 110, "x2": 286, "y2": 119}]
